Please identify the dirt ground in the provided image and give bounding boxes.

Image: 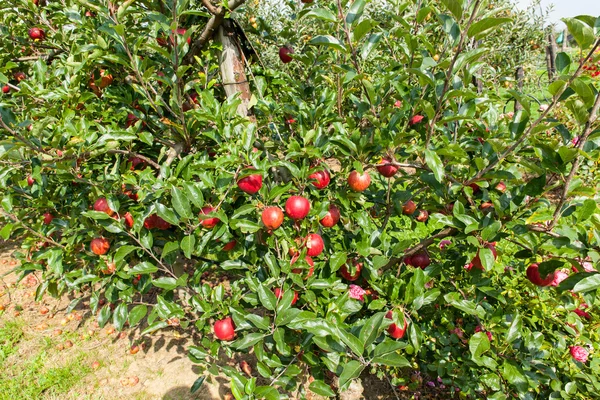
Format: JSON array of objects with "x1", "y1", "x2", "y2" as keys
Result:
[{"x1": 0, "y1": 240, "x2": 452, "y2": 400}]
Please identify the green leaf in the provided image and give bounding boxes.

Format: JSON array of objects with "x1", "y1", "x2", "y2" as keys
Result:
[
  {"x1": 190, "y1": 376, "x2": 206, "y2": 394},
  {"x1": 556, "y1": 52, "x2": 571, "y2": 74},
  {"x1": 506, "y1": 314, "x2": 522, "y2": 343},
  {"x1": 114, "y1": 245, "x2": 137, "y2": 263},
  {"x1": 337, "y1": 327, "x2": 364, "y2": 356},
  {"x1": 479, "y1": 247, "x2": 495, "y2": 271},
  {"x1": 346, "y1": 0, "x2": 367, "y2": 25},
  {"x1": 308, "y1": 35, "x2": 347, "y2": 52},
  {"x1": 359, "y1": 312, "x2": 384, "y2": 348},
  {"x1": 112, "y1": 303, "x2": 128, "y2": 331},
  {"x1": 373, "y1": 339, "x2": 407, "y2": 357},
  {"x1": 440, "y1": 0, "x2": 463, "y2": 20},
  {"x1": 128, "y1": 305, "x2": 147, "y2": 327},
  {"x1": 309, "y1": 380, "x2": 335, "y2": 397},
  {"x1": 330, "y1": 252, "x2": 347, "y2": 273},
  {"x1": 155, "y1": 203, "x2": 179, "y2": 226},
  {"x1": 467, "y1": 18, "x2": 512, "y2": 40},
  {"x1": 141, "y1": 321, "x2": 169, "y2": 336},
  {"x1": 257, "y1": 284, "x2": 278, "y2": 311},
  {"x1": 424, "y1": 149, "x2": 444, "y2": 182},
  {"x1": 232, "y1": 333, "x2": 266, "y2": 350},
  {"x1": 371, "y1": 353, "x2": 410, "y2": 367},
  {"x1": 180, "y1": 235, "x2": 196, "y2": 259},
  {"x1": 304, "y1": 8, "x2": 337, "y2": 23},
  {"x1": 171, "y1": 186, "x2": 193, "y2": 220},
  {"x1": 469, "y1": 331, "x2": 490, "y2": 359},
  {"x1": 361, "y1": 33, "x2": 382, "y2": 60},
  {"x1": 338, "y1": 360, "x2": 364, "y2": 390},
  {"x1": 573, "y1": 273, "x2": 600, "y2": 293},
  {"x1": 130, "y1": 262, "x2": 158, "y2": 275},
  {"x1": 254, "y1": 386, "x2": 280, "y2": 400},
  {"x1": 563, "y1": 17, "x2": 595, "y2": 49},
  {"x1": 152, "y1": 277, "x2": 178, "y2": 290},
  {"x1": 97, "y1": 305, "x2": 111, "y2": 327}
]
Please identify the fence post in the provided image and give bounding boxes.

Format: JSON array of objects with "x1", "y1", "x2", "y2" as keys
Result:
[{"x1": 546, "y1": 32, "x2": 556, "y2": 82}]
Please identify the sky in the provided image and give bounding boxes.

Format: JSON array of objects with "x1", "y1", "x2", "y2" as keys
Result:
[{"x1": 513, "y1": 0, "x2": 600, "y2": 28}]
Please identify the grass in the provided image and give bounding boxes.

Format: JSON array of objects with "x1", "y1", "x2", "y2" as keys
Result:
[{"x1": 0, "y1": 319, "x2": 92, "y2": 400}]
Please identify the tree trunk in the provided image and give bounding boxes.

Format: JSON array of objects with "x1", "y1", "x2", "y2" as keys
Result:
[
  {"x1": 515, "y1": 66, "x2": 524, "y2": 111},
  {"x1": 546, "y1": 32, "x2": 556, "y2": 82},
  {"x1": 216, "y1": 20, "x2": 253, "y2": 118}
]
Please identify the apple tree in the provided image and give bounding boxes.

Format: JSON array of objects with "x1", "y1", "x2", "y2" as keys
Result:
[{"x1": 1, "y1": 0, "x2": 600, "y2": 398}]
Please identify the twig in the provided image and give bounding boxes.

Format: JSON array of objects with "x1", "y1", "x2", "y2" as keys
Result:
[
  {"x1": 425, "y1": 0, "x2": 483, "y2": 147},
  {"x1": 381, "y1": 227, "x2": 458, "y2": 271},
  {"x1": 0, "y1": 211, "x2": 65, "y2": 248},
  {"x1": 549, "y1": 91, "x2": 600, "y2": 229}
]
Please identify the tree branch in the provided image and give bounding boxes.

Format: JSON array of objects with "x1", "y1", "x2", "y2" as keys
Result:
[
  {"x1": 549, "y1": 90, "x2": 600, "y2": 229},
  {"x1": 0, "y1": 211, "x2": 65, "y2": 249}
]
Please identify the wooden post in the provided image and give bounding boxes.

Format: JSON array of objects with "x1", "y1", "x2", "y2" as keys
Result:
[
  {"x1": 515, "y1": 66, "x2": 524, "y2": 111},
  {"x1": 546, "y1": 32, "x2": 556, "y2": 82},
  {"x1": 216, "y1": 20, "x2": 253, "y2": 118}
]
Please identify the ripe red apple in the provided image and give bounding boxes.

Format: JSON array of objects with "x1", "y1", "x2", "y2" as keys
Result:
[
  {"x1": 222, "y1": 240, "x2": 236, "y2": 251},
  {"x1": 237, "y1": 172, "x2": 263, "y2": 194},
  {"x1": 1, "y1": 85, "x2": 9, "y2": 94},
  {"x1": 28, "y1": 27, "x2": 45, "y2": 40},
  {"x1": 308, "y1": 169, "x2": 330, "y2": 189},
  {"x1": 469, "y1": 183, "x2": 481, "y2": 194},
  {"x1": 13, "y1": 72, "x2": 26, "y2": 82},
  {"x1": 305, "y1": 233, "x2": 324, "y2": 257},
  {"x1": 128, "y1": 156, "x2": 146, "y2": 170},
  {"x1": 262, "y1": 207, "x2": 284, "y2": 230},
  {"x1": 320, "y1": 205, "x2": 340, "y2": 227},
  {"x1": 285, "y1": 196, "x2": 311, "y2": 220},
  {"x1": 143, "y1": 214, "x2": 170, "y2": 230},
  {"x1": 526, "y1": 263, "x2": 555, "y2": 286},
  {"x1": 291, "y1": 255, "x2": 314, "y2": 278},
  {"x1": 377, "y1": 157, "x2": 399, "y2": 178},
  {"x1": 340, "y1": 260, "x2": 362, "y2": 281},
  {"x1": 279, "y1": 46, "x2": 294, "y2": 63},
  {"x1": 347, "y1": 170, "x2": 370, "y2": 192},
  {"x1": 124, "y1": 212, "x2": 134, "y2": 229},
  {"x1": 480, "y1": 201, "x2": 493, "y2": 210},
  {"x1": 402, "y1": 200, "x2": 417, "y2": 215},
  {"x1": 213, "y1": 317, "x2": 235, "y2": 341},
  {"x1": 416, "y1": 210, "x2": 428, "y2": 222},
  {"x1": 471, "y1": 243, "x2": 497, "y2": 271},
  {"x1": 90, "y1": 238, "x2": 110, "y2": 255},
  {"x1": 409, "y1": 115, "x2": 424, "y2": 125},
  {"x1": 495, "y1": 182, "x2": 507, "y2": 193},
  {"x1": 274, "y1": 288, "x2": 298, "y2": 305},
  {"x1": 200, "y1": 207, "x2": 220, "y2": 229},
  {"x1": 386, "y1": 311, "x2": 408, "y2": 339},
  {"x1": 175, "y1": 28, "x2": 191, "y2": 45},
  {"x1": 94, "y1": 197, "x2": 114, "y2": 216},
  {"x1": 125, "y1": 113, "x2": 139, "y2": 128},
  {"x1": 408, "y1": 252, "x2": 430, "y2": 269},
  {"x1": 27, "y1": 176, "x2": 35, "y2": 186},
  {"x1": 43, "y1": 212, "x2": 53, "y2": 225}
]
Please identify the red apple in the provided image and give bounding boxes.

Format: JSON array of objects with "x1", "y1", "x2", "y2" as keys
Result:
[
  {"x1": 320, "y1": 205, "x2": 340, "y2": 228},
  {"x1": 408, "y1": 252, "x2": 430, "y2": 269},
  {"x1": 124, "y1": 212, "x2": 134, "y2": 229},
  {"x1": 274, "y1": 288, "x2": 298, "y2": 305},
  {"x1": 125, "y1": 113, "x2": 139, "y2": 128},
  {"x1": 402, "y1": 200, "x2": 417, "y2": 215},
  {"x1": 43, "y1": 212, "x2": 53, "y2": 225},
  {"x1": 143, "y1": 214, "x2": 170, "y2": 230},
  {"x1": 377, "y1": 157, "x2": 399, "y2": 178},
  {"x1": 526, "y1": 263, "x2": 555, "y2": 286},
  {"x1": 94, "y1": 197, "x2": 114, "y2": 216},
  {"x1": 415, "y1": 210, "x2": 428, "y2": 222},
  {"x1": 285, "y1": 196, "x2": 311, "y2": 220},
  {"x1": 28, "y1": 27, "x2": 45, "y2": 40},
  {"x1": 495, "y1": 182, "x2": 507, "y2": 193},
  {"x1": 199, "y1": 207, "x2": 220, "y2": 229},
  {"x1": 175, "y1": 28, "x2": 191, "y2": 45},
  {"x1": 471, "y1": 243, "x2": 497, "y2": 271},
  {"x1": 90, "y1": 238, "x2": 110, "y2": 255},
  {"x1": 262, "y1": 207, "x2": 284, "y2": 230},
  {"x1": 347, "y1": 170, "x2": 370, "y2": 192},
  {"x1": 309, "y1": 169, "x2": 330, "y2": 189},
  {"x1": 340, "y1": 260, "x2": 362, "y2": 281},
  {"x1": 305, "y1": 233, "x2": 324, "y2": 257},
  {"x1": 386, "y1": 311, "x2": 408, "y2": 339},
  {"x1": 27, "y1": 176, "x2": 35, "y2": 186},
  {"x1": 291, "y1": 255, "x2": 315, "y2": 278},
  {"x1": 469, "y1": 183, "x2": 481, "y2": 194},
  {"x1": 279, "y1": 46, "x2": 294, "y2": 63},
  {"x1": 2, "y1": 85, "x2": 9, "y2": 94},
  {"x1": 128, "y1": 156, "x2": 146, "y2": 171},
  {"x1": 213, "y1": 317, "x2": 235, "y2": 341},
  {"x1": 13, "y1": 72, "x2": 26, "y2": 82},
  {"x1": 222, "y1": 240, "x2": 236, "y2": 251},
  {"x1": 409, "y1": 115, "x2": 424, "y2": 125},
  {"x1": 237, "y1": 172, "x2": 263, "y2": 194}
]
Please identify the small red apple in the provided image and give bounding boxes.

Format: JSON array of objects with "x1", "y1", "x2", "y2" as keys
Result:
[
  {"x1": 274, "y1": 288, "x2": 298, "y2": 305},
  {"x1": 213, "y1": 317, "x2": 235, "y2": 341},
  {"x1": 124, "y1": 212, "x2": 134, "y2": 229},
  {"x1": 94, "y1": 197, "x2": 114, "y2": 216},
  {"x1": 90, "y1": 238, "x2": 110, "y2": 255},
  {"x1": 200, "y1": 207, "x2": 220, "y2": 229},
  {"x1": 1, "y1": 85, "x2": 9, "y2": 94},
  {"x1": 408, "y1": 252, "x2": 430, "y2": 269},
  {"x1": 469, "y1": 183, "x2": 481, "y2": 194},
  {"x1": 402, "y1": 200, "x2": 417, "y2": 215},
  {"x1": 471, "y1": 243, "x2": 497, "y2": 271},
  {"x1": 279, "y1": 46, "x2": 294, "y2": 63},
  {"x1": 291, "y1": 255, "x2": 315, "y2": 278},
  {"x1": 386, "y1": 311, "x2": 408, "y2": 339},
  {"x1": 340, "y1": 260, "x2": 362, "y2": 281},
  {"x1": 526, "y1": 263, "x2": 555, "y2": 286},
  {"x1": 415, "y1": 210, "x2": 428, "y2": 222},
  {"x1": 43, "y1": 212, "x2": 54, "y2": 225},
  {"x1": 305, "y1": 233, "x2": 324, "y2": 257},
  {"x1": 13, "y1": 72, "x2": 26, "y2": 82},
  {"x1": 320, "y1": 205, "x2": 340, "y2": 227},
  {"x1": 285, "y1": 196, "x2": 311, "y2": 220},
  {"x1": 262, "y1": 207, "x2": 284, "y2": 230},
  {"x1": 495, "y1": 182, "x2": 507, "y2": 193},
  {"x1": 308, "y1": 169, "x2": 331, "y2": 189},
  {"x1": 27, "y1": 176, "x2": 35, "y2": 186},
  {"x1": 222, "y1": 240, "x2": 236, "y2": 251},
  {"x1": 347, "y1": 170, "x2": 370, "y2": 192},
  {"x1": 28, "y1": 27, "x2": 45, "y2": 40},
  {"x1": 377, "y1": 157, "x2": 399, "y2": 178},
  {"x1": 409, "y1": 115, "x2": 424, "y2": 125},
  {"x1": 128, "y1": 156, "x2": 146, "y2": 170},
  {"x1": 237, "y1": 172, "x2": 263, "y2": 194},
  {"x1": 175, "y1": 28, "x2": 191, "y2": 45},
  {"x1": 143, "y1": 214, "x2": 170, "y2": 230}
]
